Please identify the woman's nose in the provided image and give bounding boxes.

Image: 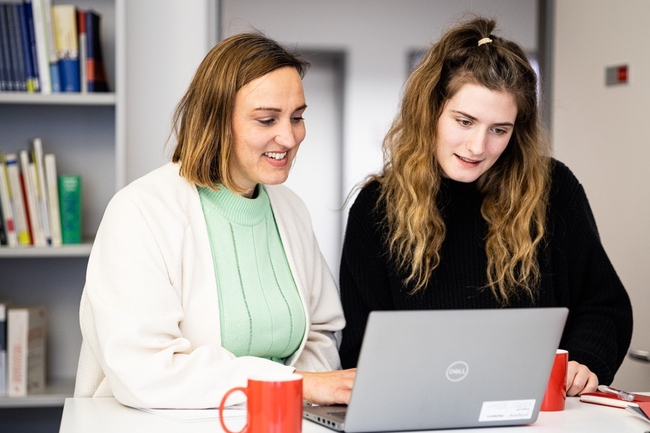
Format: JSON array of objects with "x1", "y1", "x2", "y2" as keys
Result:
[
  {"x1": 274, "y1": 121, "x2": 301, "y2": 148},
  {"x1": 466, "y1": 130, "x2": 487, "y2": 155}
]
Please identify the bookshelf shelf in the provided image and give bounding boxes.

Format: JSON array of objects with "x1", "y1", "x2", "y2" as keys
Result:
[
  {"x1": 0, "y1": 93, "x2": 116, "y2": 106},
  {"x1": 0, "y1": 378, "x2": 75, "y2": 408},
  {"x1": 0, "y1": 242, "x2": 93, "y2": 258}
]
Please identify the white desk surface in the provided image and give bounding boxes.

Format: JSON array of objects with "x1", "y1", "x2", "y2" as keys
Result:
[{"x1": 59, "y1": 396, "x2": 650, "y2": 433}]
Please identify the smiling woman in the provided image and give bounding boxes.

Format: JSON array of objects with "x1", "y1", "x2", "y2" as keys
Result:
[{"x1": 73, "y1": 32, "x2": 355, "y2": 410}]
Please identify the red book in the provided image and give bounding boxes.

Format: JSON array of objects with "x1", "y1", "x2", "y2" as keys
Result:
[
  {"x1": 19, "y1": 172, "x2": 34, "y2": 245},
  {"x1": 77, "y1": 8, "x2": 87, "y2": 92},
  {"x1": 580, "y1": 390, "x2": 650, "y2": 409},
  {"x1": 85, "y1": 10, "x2": 108, "y2": 92}
]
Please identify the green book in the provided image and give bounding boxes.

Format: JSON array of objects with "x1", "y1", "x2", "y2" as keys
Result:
[{"x1": 58, "y1": 175, "x2": 81, "y2": 244}]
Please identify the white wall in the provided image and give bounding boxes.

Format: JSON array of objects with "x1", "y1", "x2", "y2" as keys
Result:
[
  {"x1": 119, "y1": 0, "x2": 217, "y2": 186},
  {"x1": 284, "y1": 53, "x2": 344, "y2": 276},
  {"x1": 552, "y1": 0, "x2": 650, "y2": 390},
  {"x1": 223, "y1": 0, "x2": 538, "y2": 195}
]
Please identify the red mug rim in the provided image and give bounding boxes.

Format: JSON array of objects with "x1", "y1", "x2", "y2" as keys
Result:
[{"x1": 247, "y1": 373, "x2": 303, "y2": 382}]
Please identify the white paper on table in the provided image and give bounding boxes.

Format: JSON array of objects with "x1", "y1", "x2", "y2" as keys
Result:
[{"x1": 137, "y1": 405, "x2": 247, "y2": 422}]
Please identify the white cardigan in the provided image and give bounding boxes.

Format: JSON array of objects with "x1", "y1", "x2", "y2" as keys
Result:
[{"x1": 74, "y1": 162, "x2": 344, "y2": 408}]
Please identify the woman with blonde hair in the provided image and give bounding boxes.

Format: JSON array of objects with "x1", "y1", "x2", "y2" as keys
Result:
[
  {"x1": 75, "y1": 32, "x2": 355, "y2": 409},
  {"x1": 339, "y1": 17, "x2": 632, "y2": 396}
]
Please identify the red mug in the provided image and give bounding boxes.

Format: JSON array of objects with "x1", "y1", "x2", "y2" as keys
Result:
[
  {"x1": 541, "y1": 349, "x2": 568, "y2": 411},
  {"x1": 219, "y1": 373, "x2": 303, "y2": 433}
]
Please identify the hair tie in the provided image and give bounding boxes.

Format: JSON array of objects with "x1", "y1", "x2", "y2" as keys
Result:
[{"x1": 478, "y1": 37, "x2": 492, "y2": 47}]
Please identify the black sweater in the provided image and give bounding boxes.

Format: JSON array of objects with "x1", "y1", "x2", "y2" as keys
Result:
[{"x1": 339, "y1": 159, "x2": 633, "y2": 385}]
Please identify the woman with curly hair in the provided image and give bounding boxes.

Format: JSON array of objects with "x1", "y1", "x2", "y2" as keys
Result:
[{"x1": 339, "y1": 16, "x2": 632, "y2": 396}]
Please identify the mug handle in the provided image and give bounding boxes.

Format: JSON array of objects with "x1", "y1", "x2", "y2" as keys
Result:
[{"x1": 219, "y1": 387, "x2": 248, "y2": 433}]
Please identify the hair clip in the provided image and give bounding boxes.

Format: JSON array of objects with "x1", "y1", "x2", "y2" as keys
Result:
[{"x1": 478, "y1": 37, "x2": 493, "y2": 47}]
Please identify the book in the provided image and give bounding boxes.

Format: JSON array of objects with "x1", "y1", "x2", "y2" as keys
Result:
[
  {"x1": 31, "y1": 138, "x2": 52, "y2": 246},
  {"x1": 32, "y1": 0, "x2": 59, "y2": 92},
  {"x1": 58, "y1": 174, "x2": 81, "y2": 243},
  {"x1": 44, "y1": 153, "x2": 61, "y2": 246},
  {"x1": 0, "y1": 302, "x2": 6, "y2": 396},
  {"x1": 3, "y1": 4, "x2": 16, "y2": 91},
  {"x1": 0, "y1": 4, "x2": 10, "y2": 91},
  {"x1": 77, "y1": 8, "x2": 87, "y2": 93},
  {"x1": 18, "y1": 167, "x2": 33, "y2": 242},
  {"x1": 7, "y1": 2, "x2": 27, "y2": 91},
  {"x1": 0, "y1": 154, "x2": 17, "y2": 246},
  {"x1": 51, "y1": 4, "x2": 79, "y2": 92},
  {"x1": 579, "y1": 390, "x2": 650, "y2": 408},
  {"x1": 7, "y1": 305, "x2": 46, "y2": 396},
  {"x1": 42, "y1": 0, "x2": 59, "y2": 91},
  {"x1": 29, "y1": 0, "x2": 52, "y2": 93},
  {"x1": 0, "y1": 302, "x2": 7, "y2": 396},
  {"x1": 19, "y1": 149, "x2": 46, "y2": 246},
  {"x1": 23, "y1": 0, "x2": 41, "y2": 93},
  {"x1": 4, "y1": 153, "x2": 30, "y2": 245},
  {"x1": 85, "y1": 9, "x2": 108, "y2": 92},
  {"x1": 12, "y1": 3, "x2": 29, "y2": 91},
  {"x1": 18, "y1": 0, "x2": 38, "y2": 92},
  {"x1": 0, "y1": 198, "x2": 7, "y2": 244}
]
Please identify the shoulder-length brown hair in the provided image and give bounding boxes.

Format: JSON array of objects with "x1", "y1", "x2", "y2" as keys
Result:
[
  {"x1": 171, "y1": 32, "x2": 309, "y2": 193},
  {"x1": 374, "y1": 17, "x2": 551, "y2": 304}
]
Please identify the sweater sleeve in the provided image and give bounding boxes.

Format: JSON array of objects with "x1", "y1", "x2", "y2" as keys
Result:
[
  {"x1": 550, "y1": 161, "x2": 633, "y2": 385},
  {"x1": 339, "y1": 182, "x2": 395, "y2": 368}
]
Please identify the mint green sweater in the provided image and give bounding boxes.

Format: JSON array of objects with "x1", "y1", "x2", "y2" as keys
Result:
[{"x1": 198, "y1": 185, "x2": 306, "y2": 363}]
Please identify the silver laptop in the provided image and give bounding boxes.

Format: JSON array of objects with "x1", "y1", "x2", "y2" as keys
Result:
[{"x1": 304, "y1": 308, "x2": 568, "y2": 432}]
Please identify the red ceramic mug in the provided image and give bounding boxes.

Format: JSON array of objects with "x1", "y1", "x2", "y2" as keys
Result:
[
  {"x1": 541, "y1": 349, "x2": 568, "y2": 411},
  {"x1": 219, "y1": 373, "x2": 303, "y2": 433}
]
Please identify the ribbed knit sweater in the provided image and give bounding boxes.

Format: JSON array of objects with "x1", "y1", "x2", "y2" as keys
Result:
[
  {"x1": 198, "y1": 185, "x2": 306, "y2": 362},
  {"x1": 339, "y1": 159, "x2": 633, "y2": 385}
]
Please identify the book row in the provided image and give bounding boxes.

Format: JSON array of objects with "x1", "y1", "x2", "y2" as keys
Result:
[
  {"x1": 0, "y1": 138, "x2": 82, "y2": 247},
  {"x1": 0, "y1": 0, "x2": 109, "y2": 93},
  {"x1": 0, "y1": 302, "x2": 47, "y2": 397}
]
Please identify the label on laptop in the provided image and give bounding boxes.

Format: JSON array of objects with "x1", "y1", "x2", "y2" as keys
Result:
[{"x1": 478, "y1": 400, "x2": 536, "y2": 422}]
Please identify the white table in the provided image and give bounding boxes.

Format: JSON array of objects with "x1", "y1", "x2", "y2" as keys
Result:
[{"x1": 59, "y1": 396, "x2": 650, "y2": 433}]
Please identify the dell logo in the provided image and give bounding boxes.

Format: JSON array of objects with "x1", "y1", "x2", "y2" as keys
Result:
[{"x1": 445, "y1": 361, "x2": 469, "y2": 382}]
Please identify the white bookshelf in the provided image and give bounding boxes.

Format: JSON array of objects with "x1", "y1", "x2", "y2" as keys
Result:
[
  {"x1": 0, "y1": 0, "x2": 215, "y2": 414},
  {"x1": 0, "y1": 0, "x2": 119, "y2": 409}
]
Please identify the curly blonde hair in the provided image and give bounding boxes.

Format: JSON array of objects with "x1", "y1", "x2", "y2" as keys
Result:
[{"x1": 373, "y1": 17, "x2": 551, "y2": 304}]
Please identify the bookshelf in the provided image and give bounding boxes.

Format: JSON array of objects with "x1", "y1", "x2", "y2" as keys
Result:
[
  {"x1": 0, "y1": 0, "x2": 118, "y2": 410},
  {"x1": 0, "y1": 3, "x2": 215, "y2": 426}
]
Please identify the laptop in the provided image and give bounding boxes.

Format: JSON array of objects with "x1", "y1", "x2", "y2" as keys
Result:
[{"x1": 304, "y1": 307, "x2": 568, "y2": 432}]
